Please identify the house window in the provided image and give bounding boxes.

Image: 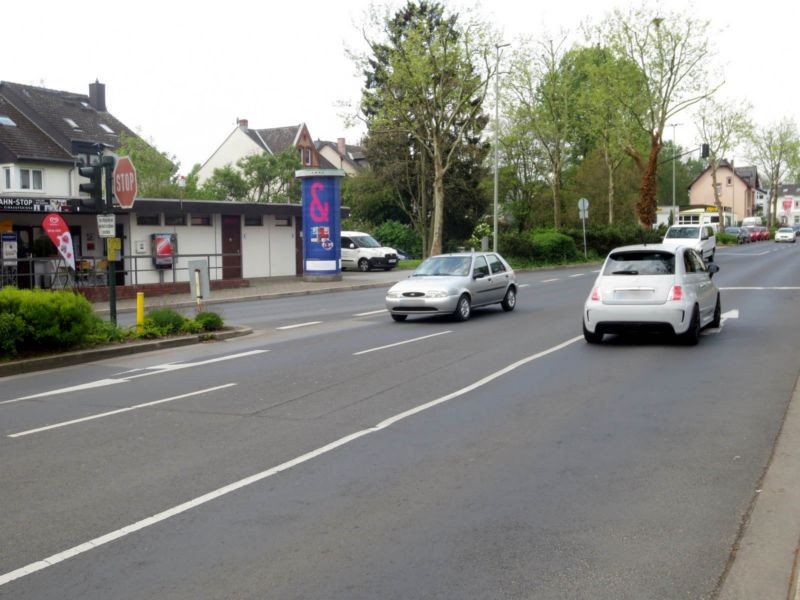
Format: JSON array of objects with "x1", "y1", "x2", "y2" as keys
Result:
[
  {"x1": 305, "y1": 149, "x2": 312, "y2": 165},
  {"x1": 190, "y1": 214, "x2": 211, "y2": 226},
  {"x1": 0, "y1": 115, "x2": 17, "y2": 127},
  {"x1": 244, "y1": 216, "x2": 262, "y2": 226},
  {"x1": 275, "y1": 217, "x2": 292, "y2": 227},
  {"x1": 99, "y1": 123, "x2": 114, "y2": 134},
  {"x1": 137, "y1": 214, "x2": 160, "y2": 225},
  {"x1": 64, "y1": 118, "x2": 80, "y2": 129},
  {"x1": 3, "y1": 168, "x2": 10, "y2": 189},
  {"x1": 726, "y1": 176, "x2": 732, "y2": 186},
  {"x1": 714, "y1": 183, "x2": 721, "y2": 195},
  {"x1": 20, "y1": 168, "x2": 43, "y2": 190},
  {"x1": 164, "y1": 214, "x2": 186, "y2": 226}
]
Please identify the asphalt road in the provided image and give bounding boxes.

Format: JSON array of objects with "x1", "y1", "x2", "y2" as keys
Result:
[{"x1": 1, "y1": 242, "x2": 798, "y2": 599}]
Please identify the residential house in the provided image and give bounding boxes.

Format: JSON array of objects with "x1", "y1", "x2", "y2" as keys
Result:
[
  {"x1": 776, "y1": 183, "x2": 800, "y2": 225},
  {"x1": 687, "y1": 161, "x2": 759, "y2": 226},
  {"x1": 196, "y1": 120, "x2": 330, "y2": 186},
  {"x1": 315, "y1": 138, "x2": 367, "y2": 176}
]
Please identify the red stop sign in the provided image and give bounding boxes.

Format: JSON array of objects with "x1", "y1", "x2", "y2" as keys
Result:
[{"x1": 113, "y1": 156, "x2": 137, "y2": 209}]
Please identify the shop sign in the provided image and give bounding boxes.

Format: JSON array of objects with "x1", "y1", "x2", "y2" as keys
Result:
[{"x1": 0, "y1": 197, "x2": 72, "y2": 212}]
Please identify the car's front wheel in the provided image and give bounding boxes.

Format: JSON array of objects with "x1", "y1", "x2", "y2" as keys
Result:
[
  {"x1": 501, "y1": 287, "x2": 516, "y2": 312},
  {"x1": 358, "y1": 259, "x2": 370, "y2": 272},
  {"x1": 453, "y1": 294, "x2": 471, "y2": 322}
]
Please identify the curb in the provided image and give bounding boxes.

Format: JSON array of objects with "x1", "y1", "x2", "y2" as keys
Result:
[{"x1": 0, "y1": 326, "x2": 252, "y2": 378}]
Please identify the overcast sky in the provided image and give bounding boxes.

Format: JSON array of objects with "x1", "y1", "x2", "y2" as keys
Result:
[{"x1": 4, "y1": 0, "x2": 795, "y2": 174}]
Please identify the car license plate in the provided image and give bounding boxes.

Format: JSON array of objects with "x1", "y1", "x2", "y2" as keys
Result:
[
  {"x1": 614, "y1": 290, "x2": 651, "y2": 300},
  {"x1": 389, "y1": 259, "x2": 397, "y2": 263}
]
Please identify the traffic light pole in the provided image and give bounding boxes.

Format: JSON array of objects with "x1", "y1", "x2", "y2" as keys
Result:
[{"x1": 102, "y1": 155, "x2": 117, "y2": 325}]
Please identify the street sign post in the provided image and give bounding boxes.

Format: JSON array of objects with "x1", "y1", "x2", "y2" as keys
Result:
[
  {"x1": 96, "y1": 214, "x2": 116, "y2": 238},
  {"x1": 113, "y1": 156, "x2": 137, "y2": 209},
  {"x1": 578, "y1": 198, "x2": 589, "y2": 258}
]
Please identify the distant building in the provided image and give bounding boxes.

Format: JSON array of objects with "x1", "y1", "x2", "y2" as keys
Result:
[
  {"x1": 775, "y1": 183, "x2": 800, "y2": 225},
  {"x1": 687, "y1": 161, "x2": 759, "y2": 226},
  {"x1": 315, "y1": 138, "x2": 367, "y2": 176},
  {"x1": 196, "y1": 120, "x2": 330, "y2": 186}
]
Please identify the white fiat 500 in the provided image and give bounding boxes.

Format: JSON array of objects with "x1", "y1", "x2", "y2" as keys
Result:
[{"x1": 583, "y1": 244, "x2": 720, "y2": 345}]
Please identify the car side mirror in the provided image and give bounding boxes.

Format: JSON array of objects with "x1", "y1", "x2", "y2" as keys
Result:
[
  {"x1": 473, "y1": 271, "x2": 485, "y2": 279},
  {"x1": 707, "y1": 263, "x2": 720, "y2": 277}
]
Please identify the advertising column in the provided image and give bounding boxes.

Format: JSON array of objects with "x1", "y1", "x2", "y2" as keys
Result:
[{"x1": 296, "y1": 169, "x2": 346, "y2": 282}]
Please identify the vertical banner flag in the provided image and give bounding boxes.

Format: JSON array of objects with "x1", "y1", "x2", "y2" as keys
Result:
[
  {"x1": 42, "y1": 213, "x2": 76, "y2": 270},
  {"x1": 301, "y1": 174, "x2": 342, "y2": 276}
]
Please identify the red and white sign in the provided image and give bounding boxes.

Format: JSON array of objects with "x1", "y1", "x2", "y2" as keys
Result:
[
  {"x1": 41, "y1": 213, "x2": 75, "y2": 270},
  {"x1": 783, "y1": 198, "x2": 793, "y2": 213},
  {"x1": 113, "y1": 156, "x2": 137, "y2": 209}
]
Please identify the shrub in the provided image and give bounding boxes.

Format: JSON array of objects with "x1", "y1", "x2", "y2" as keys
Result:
[
  {"x1": 0, "y1": 287, "x2": 102, "y2": 357},
  {"x1": 195, "y1": 311, "x2": 224, "y2": 331},
  {"x1": 372, "y1": 220, "x2": 422, "y2": 257},
  {"x1": 181, "y1": 320, "x2": 203, "y2": 335},
  {"x1": 716, "y1": 232, "x2": 737, "y2": 245},
  {"x1": 146, "y1": 307, "x2": 188, "y2": 335},
  {"x1": 531, "y1": 231, "x2": 579, "y2": 262}
]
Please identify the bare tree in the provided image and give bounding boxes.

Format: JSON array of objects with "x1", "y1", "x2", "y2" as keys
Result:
[
  {"x1": 694, "y1": 99, "x2": 752, "y2": 226},
  {"x1": 748, "y1": 119, "x2": 800, "y2": 227}
]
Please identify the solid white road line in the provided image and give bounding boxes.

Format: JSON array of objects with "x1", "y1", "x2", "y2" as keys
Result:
[
  {"x1": 353, "y1": 309, "x2": 388, "y2": 317},
  {"x1": 720, "y1": 287, "x2": 800, "y2": 291},
  {"x1": 0, "y1": 334, "x2": 583, "y2": 588},
  {"x1": 1, "y1": 350, "x2": 267, "y2": 404},
  {"x1": 541, "y1": 278, "x2": 559, "y2": 283},
  {"x1": 276, "y1": 321, "x2": 322, "y2": 330},
  {"x1": 8, "y1": 384, "x2": 237, "y2": 438},
  {"x1": 353, "y1": 331, "x2": 452, "y2": 356}
]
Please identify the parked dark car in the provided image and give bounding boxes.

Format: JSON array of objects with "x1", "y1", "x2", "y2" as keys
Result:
[{"x1": 724, "y1": 227, "x2": 750, "y2": 244}]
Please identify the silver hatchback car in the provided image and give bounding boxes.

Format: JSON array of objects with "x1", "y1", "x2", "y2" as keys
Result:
[
  {"x1": 583, "y1": 244, "x2": 720, "y2": 345},
  {"x1": 386, "y1": 252, "x2": 517, "y2": 322}
]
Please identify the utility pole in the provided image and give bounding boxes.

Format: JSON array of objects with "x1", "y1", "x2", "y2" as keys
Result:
[
  {"x1": 670, "y1": 123, "x2": 680, "y2": 224},
  {"x1": 493, "y1": 42, "x2": 509, "y2": 253}
]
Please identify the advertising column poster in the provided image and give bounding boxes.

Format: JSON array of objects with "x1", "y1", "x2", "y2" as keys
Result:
[{"x1": 297, "y1": 169, "x2": 345, "y2": 281}]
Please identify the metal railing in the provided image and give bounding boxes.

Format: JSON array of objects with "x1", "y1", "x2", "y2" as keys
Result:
[{"x1": 0, "y1": 253, "x2": 242, "y2": 290}]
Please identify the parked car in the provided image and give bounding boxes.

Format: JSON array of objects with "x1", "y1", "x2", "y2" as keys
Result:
[
  {"x1": 793, "y1": 224, "x2": 800, "y2": 237},
  {"x1": 724, "y1": 226, "x2": 750, "y2": 244},
  {"x1": 741, "y1": 226, "x2": 759, "y2": 243},
  {"x1": 340, "y1": 231, "x2": 398, "y2": 272},
  {"x1": 395, "y1": 249, "x2": 415, "y2": 261},
  {"x1": 662, "y1": 225, "x2": 716, "y2": 262},
  {"x1": 755, "y1": 226, "x2": 770, "y2": 241},
  {"x1": 385, "y1": 252, "x2": 517, "y2": 322},
  {"x1": 774, "y1": 227, "x2": 797, "y2": 243},
  {"x1": 582, "y1": 244, "x2": 720, "y2": 345}
]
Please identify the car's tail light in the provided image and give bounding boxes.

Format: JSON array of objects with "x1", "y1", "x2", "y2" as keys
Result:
[
  {"x1": 590, "y1": 287, "x2": 601, "y2": 301},
  {"x1": 668, "y1": 285, "x2": 682, "y2": 301}
]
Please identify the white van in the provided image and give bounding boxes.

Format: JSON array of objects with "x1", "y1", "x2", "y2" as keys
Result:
[
  {"x1": 662, "y1": 225, "x2": 716, "y2": 262},
  {"x1": 340, "y1": 231, "x2": 399, "y2": 271}
]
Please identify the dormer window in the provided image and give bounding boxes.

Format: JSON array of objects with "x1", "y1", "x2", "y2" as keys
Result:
[
  {"x1": 0, "y1": 115, "x2": 16, "y2": 127},
  {"x1": 64, "y1": 118, "x2": 79, "y2": 128},
  {"x1": 99, "y1": 123, "x2": 114, "y2": 134}
]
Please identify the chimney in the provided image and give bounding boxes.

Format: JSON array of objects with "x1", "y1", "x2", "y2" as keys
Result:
[
  {"x1": 88, "y1": 80, "x2": 106, "y2": 112},
  {"x1": 337, "y1": 137, "x2": 346, "y2": 156},
  {"x1": 238, "y1": 118, "x2": 249, "y2": 130}
]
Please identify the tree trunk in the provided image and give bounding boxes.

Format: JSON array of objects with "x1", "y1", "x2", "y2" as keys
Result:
[
  {"x1": 604, "y1": 147, "x2": 615, "y2": 225},
  {"x1": 429, "y1": 152, "x2": 445, "y2": 256},
  {"x1": 636, "y1": 135, "x2": 661, "y2": 227}
]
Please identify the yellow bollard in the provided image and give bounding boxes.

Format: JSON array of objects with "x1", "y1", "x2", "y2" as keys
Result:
[{"x1": 136, "y1": 292, "x2": 145, "y2": 332}]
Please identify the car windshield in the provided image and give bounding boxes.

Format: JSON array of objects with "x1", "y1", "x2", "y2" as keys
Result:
[
  {"x1": 665, "y1": 226, "x2": 699, "y2": 239},
  {"x1": 352, "y1": 235, "x2": 381, "y2": 248},
  {"x1": 778, "y1": 228, "x2": 794, "y2": 233},
  {"x1": 603, "y1": 251, "x2": 675, "y2": 276},
  {"x1": 413, "y1": 255, "x2": 472, "y2": 277}
]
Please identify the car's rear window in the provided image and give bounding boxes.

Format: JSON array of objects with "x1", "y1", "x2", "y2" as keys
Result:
[
  {"x1": 665, "y1": 226, "x2": 699, "y2": 239},
  {"x1": 603, "y1": 251, "x2": 675, "y2": 276}
]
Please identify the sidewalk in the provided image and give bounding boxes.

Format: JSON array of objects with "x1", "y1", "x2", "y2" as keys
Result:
[{"x1": 91, "y1": 270, "x2": 406, "y2": 315}]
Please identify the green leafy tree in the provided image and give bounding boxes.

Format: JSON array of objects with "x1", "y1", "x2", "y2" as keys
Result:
[
  {"x1": 202, "y1": 165, "x2": 248, "y2": 201},
  {"x1": 598, "y1": 7, "x2": 718, "y2": 226},
  {"x1": 359, "y1": 1, "x2": 495, "y2": 255},
  {"x1": 237, "y1": 149, "x2": 301, "y2": 202},
  {"x1": 115, "y1": 132, "x2": 180, "y2": 198}
]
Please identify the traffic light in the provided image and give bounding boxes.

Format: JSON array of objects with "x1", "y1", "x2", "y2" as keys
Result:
[{"x1": 78, "y1": 161, "x2": 103, "y2": 209}]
